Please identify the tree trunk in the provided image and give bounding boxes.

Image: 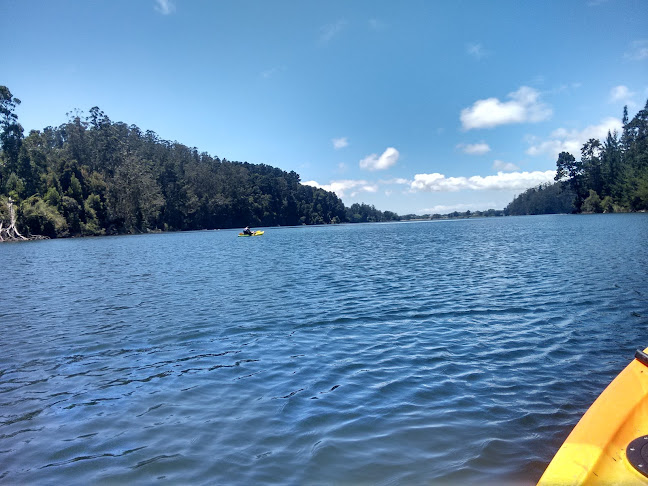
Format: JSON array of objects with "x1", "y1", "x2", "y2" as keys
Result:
[{"x1": 0, "y1": 198, "x2": 28, "y2": 242}]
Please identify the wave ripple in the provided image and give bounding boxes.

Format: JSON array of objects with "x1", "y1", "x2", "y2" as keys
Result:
[{"x1": 1, "y1": 214, "x2": 647, "y2": 484}]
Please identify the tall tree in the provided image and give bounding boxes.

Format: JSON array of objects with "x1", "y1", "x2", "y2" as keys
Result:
[
  {"x1": 555, "y1": 151, "x2": 587, "y2": 210},
  {"x1": 601, "y1": 130, "x2": 622, "y2": 199},
  {"x1": 0, "y1": 86, "x2": 24, "y2": 179},
  {"x1": 108, "y1": 156, "x2": 165, "y2": 232},
  {"x1": 581, "y1": 138, "x2": 603, "y2": 196}
]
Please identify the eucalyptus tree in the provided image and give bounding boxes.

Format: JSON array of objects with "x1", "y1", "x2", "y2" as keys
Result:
[
  {"x1": 0, "y1": 86, "x2": 24, "y2": 182},
  {"x1": 581, "y1": 138, "x2": 603, "y2": 197}
]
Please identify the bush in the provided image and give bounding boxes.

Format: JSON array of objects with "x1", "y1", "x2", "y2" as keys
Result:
[
  {"x1": 581, "y1": 190, "x2": 603, "y2": 213},
  {"x1": 20, "y1": 196, "x2": 68, "y2": 237},
  {"x1": 601, "y1": 196, "x2": 614, "y2": 213}
]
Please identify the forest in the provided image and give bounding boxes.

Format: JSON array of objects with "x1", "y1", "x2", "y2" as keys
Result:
[
  {"x1": 0, "y1": 86, "x2": 399, "y2": 240},
  {"x1": 2, "y1": 85, "x2": 646, "y2": 240},
  {"x1": 506, "y1": 101, "x2": 648, "y2": 216}
]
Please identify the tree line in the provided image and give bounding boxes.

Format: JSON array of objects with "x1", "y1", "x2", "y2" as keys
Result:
[
  {"x1": 0, "y1": 86, "x2": 399, "y2": 239},
  {"x1": 504, "y1": 182, "x2": 576, "y2": 215},
  {"x1": 400, "y1": 209, "x2": 505, "y2": 220},
  {"x1": 507, "y1": 100, "x2": 648, "y2": 215}
]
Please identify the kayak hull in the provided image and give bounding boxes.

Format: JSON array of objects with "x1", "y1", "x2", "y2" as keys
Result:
[
  {"x1": 538, "y1": 348, "x2": 648, "y2": 485},
  {"x1": 237, "y1": 231, "x2": 264, "y2": 237}
]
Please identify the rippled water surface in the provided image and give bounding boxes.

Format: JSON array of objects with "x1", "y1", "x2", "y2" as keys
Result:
[{"x1": 2, "y1": 214, "x2": 648, "y2": 484}]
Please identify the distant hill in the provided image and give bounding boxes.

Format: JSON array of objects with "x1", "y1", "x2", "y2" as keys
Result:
[{"x1": 0, "y1": 86, "x2": 399, "y2": 238}]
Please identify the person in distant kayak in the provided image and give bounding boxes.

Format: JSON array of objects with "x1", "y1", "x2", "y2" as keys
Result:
[{"x1": 243, "y1": 226, "x2": 253, "y2": 235}]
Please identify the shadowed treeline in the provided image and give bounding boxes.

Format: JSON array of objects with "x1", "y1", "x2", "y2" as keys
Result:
[{"x1": 0, "y1": 86, "x2": 399, "y2": 239}]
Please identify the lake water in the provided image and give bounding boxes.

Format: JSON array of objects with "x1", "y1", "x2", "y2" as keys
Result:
[{"x1": 1, "y1": 214, "x2": 647, "y2": 484}]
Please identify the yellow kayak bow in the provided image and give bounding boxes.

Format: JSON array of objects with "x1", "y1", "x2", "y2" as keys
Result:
[{"x1": 539, "y1": 348, "x2": 648, "y2": 485}]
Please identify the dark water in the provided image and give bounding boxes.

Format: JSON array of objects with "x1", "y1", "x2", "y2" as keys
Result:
[{"x1": 1, "y1": 214, "x2": 647, "y2": 485}]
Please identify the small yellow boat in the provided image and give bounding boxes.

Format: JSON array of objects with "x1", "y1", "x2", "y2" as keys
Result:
[
  {"x1": 538, "y1": 348, "x2": 648, "y2": 485},
  {"x1": 237, "y1": 230, "x2": 264, "y2": 237}
]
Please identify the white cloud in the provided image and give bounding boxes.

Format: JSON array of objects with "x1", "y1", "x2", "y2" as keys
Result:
[
  {"x1": 379, "y1": 178, "x2": 410, "y2": 185},
  {"x1": 457, "y1": 142, "x2": 491, "y2": 155},
  {"x1": 154, "y1": 0, "x2": 175, "y2": 15},
  {"x1": 359, "y1": 147, "x2": 400, "y2": 171},
  {"x1": 526, "y1": 117, "x2": 623, "y2": 159},
  {"x1": 304, "y1": 177, "x2": 411, "y2": 199},
  {"x1": 466, "y1": 43, "x2": 488, "y2": 59},
  {"x1": 303, "y1": 179, "x2": 378, "y2": 198},
  {"x1": 460, "y1": 86, "x2": 552, "y2": 130},
  {"x1": 319, "y1": 19, "x2": 347, "y2": 44},
  {"x1": 548, "y1": 82, "x2": 582, "y2": 95},
  {"x1": 261, "y1": 66, "x2": 285, "y2": 79},
  {"x1": 305, "y1": 169, "x2": 554, "y2": 201},
  {"x1": 332, "y1": 137, "x2": 349, "y2": 149},
  {"x1": 609, "y1": 85, "x2": 636, "y2": 105},
  {"x1": 410, "y1": 170, "x2": 555, "y2": 192},
  {"x1": 369, "y1": 19, "x2": 387, "y2": 31},
  {"x1": 492, "y1": 160, "x2": 520, "y2": 172},
  {"x1": 624, "y1": 40, "x2": 648, "y2": 61},
  {"x1": 419, "y1": 203, "x2": 495, "y2": 214}
]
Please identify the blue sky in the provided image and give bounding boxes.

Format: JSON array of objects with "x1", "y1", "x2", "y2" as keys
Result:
[{"x1": 3, "y1": 0, "x2": 647, "y2": 215}]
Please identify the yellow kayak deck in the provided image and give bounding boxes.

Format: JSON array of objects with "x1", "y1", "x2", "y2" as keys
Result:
[{"x1": 539, "y1": 348, "x2": 648, "y2": 485}]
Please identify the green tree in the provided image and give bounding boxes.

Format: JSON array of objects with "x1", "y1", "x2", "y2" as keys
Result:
[
  {"x1": 82, "y1": 194, "x2": 104, "y2": 235},
  {"x1": 600, "y1": 196, "x2": 614, "y2": 213},
  {"x1": 1, "y1": 90, "x2": 407, "y2": 237},
  {"x1": 20, "y1": 195, "x2": 68, "y2": 238},
  {"x1": 4, "y1": 172, "x2": 25, "y2": 201},
  {"x1": 581, "y1": 139, "x2": 603, "y2": 196},
  {"x1": 555, "y1": 151, "x2": 586, "y2": 211},
  {"x1": 45, "y1": 186, "x2": 61, "y2": 207},
  {"x1": 505, "y1": 182, "x2": 575, "y2": 215},
  {"x1": 109, "y1": 156, "x2": 164, "y2": 232},
  {"x1": 581, "y1": 190, "x2": 603, "y2": 213},
  {"x1": 0, "y1": 86, "x2": 24, "y2": 178},
  {"x1": 66, "y1": 174, "x2": 84, "y2": 203},
  {"x1": 601, "y1": 130, "x2": 622, "y2": 199}
]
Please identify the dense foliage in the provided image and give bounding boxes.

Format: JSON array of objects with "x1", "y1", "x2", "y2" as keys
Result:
[
  {"x1": 346, "y1": 202, "x2": 399, "y2": 223},
  {"x1": 5, "y1": 86, "x2": 643, "y2": 238},
  {"x1": 401, "y1": 209, "x2": 505, "y2": 220},
  {"x1": 508, "y1": 101, "x2": 648, "y2": 215},
  {"x1": 0, "y1": 87, "x2": 399, "y2": 238},
  {"x1": 505, "y1": 182, "x2": 576, "y2": 215}
]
